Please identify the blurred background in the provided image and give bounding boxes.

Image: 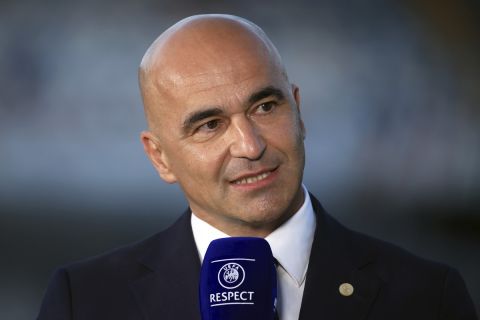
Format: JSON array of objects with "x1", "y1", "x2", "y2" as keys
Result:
[{"x1": 1, "y1": 0, "x2": 479, "y2": 318}]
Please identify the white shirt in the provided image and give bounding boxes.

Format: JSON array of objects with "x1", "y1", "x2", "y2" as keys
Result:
[{"x1": 191, "y1": 185, "x2": 316, "y2": 320}]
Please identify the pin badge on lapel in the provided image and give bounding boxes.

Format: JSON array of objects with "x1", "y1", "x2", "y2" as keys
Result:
[{"x1": 339, "y1": 283, "x2": 354, "y2": 297}]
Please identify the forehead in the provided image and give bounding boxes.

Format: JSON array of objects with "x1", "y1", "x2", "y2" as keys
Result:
[
  {"x1": 142, "y1": 18, "x2": 289, "y2": 130},
  {"x1": 159, "y1": 53, "x2": 287, "y2": 113}
]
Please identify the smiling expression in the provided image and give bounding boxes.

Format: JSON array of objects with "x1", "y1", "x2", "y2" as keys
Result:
[{"x1": 140, "y1": 15, "x2": 306, "y2": 236}]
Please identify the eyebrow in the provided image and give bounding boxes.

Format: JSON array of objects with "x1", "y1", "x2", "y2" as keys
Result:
[
  {"x1": 181, "y1": 86, "x2": 286, "y2": 132},
  {"x1": 183, "y1": 107, "x2": 224, "y2": 132},
  {"x1": 248, "y1": 86, "x2": 285, "y2": 105}
]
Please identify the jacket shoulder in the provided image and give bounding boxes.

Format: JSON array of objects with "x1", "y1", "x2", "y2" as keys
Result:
[
  {"x1": 330, "y1": 213, "x2": 452, "y2": 282},
  {"x1": 322, "y1": 213, "x2": 477, "y2": 319},
  {"x1": 37, "y1": 211, "x2": 195, "y2": 320},
  {"x1": 63, "y1": 210, "x2": 192, "y2": 277}
]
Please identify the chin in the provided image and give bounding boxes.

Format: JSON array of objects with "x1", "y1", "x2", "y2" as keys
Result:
[{"x1": 238, "y1": 204, "x2": 291, "y2": 226}]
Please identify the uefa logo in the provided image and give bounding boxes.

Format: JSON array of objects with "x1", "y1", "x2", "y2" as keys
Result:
[{"x1": 218, "y1": 262, "x2": 246, "y2": 289}]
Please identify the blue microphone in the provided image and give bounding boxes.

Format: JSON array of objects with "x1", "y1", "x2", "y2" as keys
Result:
[{"x1": 199, "y1": 237, "x2": 277, "y2": 320}]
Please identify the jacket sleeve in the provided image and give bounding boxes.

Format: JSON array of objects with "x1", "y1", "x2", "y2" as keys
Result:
[
  {"x1": 37, "y1": 268, "x2": 73, "y2": 320},
  {"x1": 439, "y1": 268, "x2": 478, "y2": 320}
]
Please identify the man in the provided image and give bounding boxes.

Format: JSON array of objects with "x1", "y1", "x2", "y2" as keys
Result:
[{"x1": 38, "y1": 14, "x2": 477, "y2": 320}]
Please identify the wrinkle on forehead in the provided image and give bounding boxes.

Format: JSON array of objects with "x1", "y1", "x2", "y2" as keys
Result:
[
  {"x1": 172, "y1": 68, "x2": 270, "y2": 99},
  {"x1": 139, "y1": 14, "x2": 288, "y2": 131}
]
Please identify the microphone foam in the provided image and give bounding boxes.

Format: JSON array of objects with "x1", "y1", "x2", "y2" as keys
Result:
[{"x1": 199, "y1": 237, "x2": 277, "y2": 320}]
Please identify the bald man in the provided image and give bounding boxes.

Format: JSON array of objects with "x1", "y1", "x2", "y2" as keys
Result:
[{"x1": 38, "y1": 15, "x2": 477, "y2": 320}]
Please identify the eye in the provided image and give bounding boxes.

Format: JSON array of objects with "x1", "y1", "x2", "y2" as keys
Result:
[
  {"x1": 255, "y1": 101, "x2": 277, "y2": 114},
  {"x1": 197, "y1": 119, "x2": 221, "y2": 132}
]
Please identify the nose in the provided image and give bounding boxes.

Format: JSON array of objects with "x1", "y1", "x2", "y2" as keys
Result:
[{"x1": 229, "y1": 116, "x2": 266, "y2": 160}]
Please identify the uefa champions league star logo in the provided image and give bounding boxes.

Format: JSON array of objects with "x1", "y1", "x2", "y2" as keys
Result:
[{"x1": 218, "y1": 262, "x2": 245, "y2": 289}]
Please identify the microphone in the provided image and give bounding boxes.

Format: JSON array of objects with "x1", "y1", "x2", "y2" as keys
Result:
[{"x1": 199, "y1": 237, "x2": 277, "y2": 320}]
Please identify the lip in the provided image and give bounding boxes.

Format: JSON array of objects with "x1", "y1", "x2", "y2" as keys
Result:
[{"x1": 229, "y1": 166, "x2": 279, "y2": 190}]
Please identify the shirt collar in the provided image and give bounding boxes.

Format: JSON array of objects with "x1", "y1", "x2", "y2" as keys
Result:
[
  {"x1": 191, "y1": 212, "x2": 229, "y2": 264},
  {"x1": 265, "y1": 186, "x2": 316, "y2": 286},
  {"x1": 191, "y1": 184, "x2": 316, "y2": 287}
]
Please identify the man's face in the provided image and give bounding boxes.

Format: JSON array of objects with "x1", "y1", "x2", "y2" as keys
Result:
[{"x1": 144, "y1": 47, "x2": 305, "y2": 235}]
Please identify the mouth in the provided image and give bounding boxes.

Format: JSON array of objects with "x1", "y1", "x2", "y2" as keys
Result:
[{"x1": 230, "y1": 167, "x2": 278, "y2": 186}]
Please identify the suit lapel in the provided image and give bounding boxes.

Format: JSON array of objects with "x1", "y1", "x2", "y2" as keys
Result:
[
  {"x1": 299, "y1": 195, "x2": 381, "y2": 320},
  {"x1": 130, "y1": 211, "x2": 202, "y2": 320}
]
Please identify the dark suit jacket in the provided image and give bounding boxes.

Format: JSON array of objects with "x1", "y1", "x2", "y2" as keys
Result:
[{"x1": 37, "y1": 195, "x2": 477, "y2": 319}]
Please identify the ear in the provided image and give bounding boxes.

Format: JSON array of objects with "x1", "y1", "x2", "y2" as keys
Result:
[
  {"x1": 140, "y1": 131, "x2": 178, "y2": 184},
  {"x1": 292, "y1": 84, "x2": 306, "y2": 140}
]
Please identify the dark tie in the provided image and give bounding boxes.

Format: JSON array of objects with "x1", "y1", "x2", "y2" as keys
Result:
[{"x1": 273, "y1": 258, "x2": 280, "y2": 320}]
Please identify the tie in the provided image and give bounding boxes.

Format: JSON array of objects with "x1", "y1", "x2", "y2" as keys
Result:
[{"x1": 273, "y1": 258, "x2": 280, "y2": 320}]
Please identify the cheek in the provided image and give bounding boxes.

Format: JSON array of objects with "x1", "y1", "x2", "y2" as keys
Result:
[
  {"x1": 266, "y1": 116, "x2": 303, "y2": 148},
  {"x1": 177, "y1": 143, "x2": 229, "y2": 179}
]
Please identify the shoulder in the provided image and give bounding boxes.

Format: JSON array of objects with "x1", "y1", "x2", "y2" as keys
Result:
[
  {"x1": 59, "y1": 210, "x2": 192, "y2": 281},
  {"x1": 319, "y1": 212, "x2": 477, "y2": 319},
  {"x1": 310, "y1": 195, "x2": 452, "y2": 281},
  {"x1": 325, "y1": 210, "x2": 451, "y2": 282},
  {"x1": 350, "y1": 227, "x2": 476, "y2": 318},
  {"x1": 37, "y1": 211, "x2": 198, "y2": 319}
]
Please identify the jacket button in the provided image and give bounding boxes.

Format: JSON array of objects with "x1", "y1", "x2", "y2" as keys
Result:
[{"x1": 339, "y1": 283, "x2": 354, "y2": 297}]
